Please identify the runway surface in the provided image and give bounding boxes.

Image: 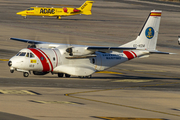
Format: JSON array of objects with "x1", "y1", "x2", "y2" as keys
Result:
[{"x1": 0, "y1": 0, "x2": 180, "y2": 120}]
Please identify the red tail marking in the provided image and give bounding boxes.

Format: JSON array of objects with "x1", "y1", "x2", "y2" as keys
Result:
[
  {"x1": 131, "y1": 51, "x2": 137, "y2": 57},
  {"x1": 123, "y1": 51, "x2": 134, "y2": 60}
]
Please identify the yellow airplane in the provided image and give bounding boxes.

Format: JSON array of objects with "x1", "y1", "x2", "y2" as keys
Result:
[{"x1": 16, "y1": 1, "x2": 94, "y2": 19}]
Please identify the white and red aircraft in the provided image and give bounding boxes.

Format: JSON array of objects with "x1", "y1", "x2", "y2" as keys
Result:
[{"x1": 8, "y1": 10, "x2": 172, "y2": 78}]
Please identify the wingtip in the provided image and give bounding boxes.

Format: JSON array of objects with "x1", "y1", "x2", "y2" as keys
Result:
[{"x1": 169, "y1": 53, "x2": 177, "y2": 55}]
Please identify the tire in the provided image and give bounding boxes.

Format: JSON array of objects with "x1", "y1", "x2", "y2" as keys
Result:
[
  {"x1": 65, "y1": 74, "x2": 71, "y2": 78},
  {"x1": 10, "y1": 70, "x2": 14, "y2": 73},
  {"x1": 23, "y1": 72, "x2": 29, "y2": 77},
  {"x1": 58, "y1": 73, "x2": 64, "y2": 77}
]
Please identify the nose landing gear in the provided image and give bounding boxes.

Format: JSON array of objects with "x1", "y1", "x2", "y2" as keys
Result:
[
  {"x1": 10, "y1": 69, "x2": 14, "y2": 73},
  {"x1": 23, "y1": 72, "x2": 29, "y2": 77}
]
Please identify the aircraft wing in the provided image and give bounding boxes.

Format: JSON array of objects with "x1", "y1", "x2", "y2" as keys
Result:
[
  {"x1": 86, "y1": 46, "x2": 136, "y2": 51},
  {"x1": 10, "y1": 38, "x2": 49, "y2": 44}
]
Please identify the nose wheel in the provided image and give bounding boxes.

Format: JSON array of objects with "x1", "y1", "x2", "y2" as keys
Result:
[
  {"x1": 10, "y1": 70, "x2": 14, "y2": 73},
  {"x1": 23, "y1": 72, "x2": 29, "y2": 77}
]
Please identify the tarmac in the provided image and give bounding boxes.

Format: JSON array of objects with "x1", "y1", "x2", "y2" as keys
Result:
[{"x1": 0, "y1": 0, "x2": 180, "y2": 120}]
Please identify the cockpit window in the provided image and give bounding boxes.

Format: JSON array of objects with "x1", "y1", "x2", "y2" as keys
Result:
[
  {"x1": 16, "y1": 52, "x2": 21, "y2": 56},
  {"x1": 19, "y1": 52, "x2": 26, "y2": 56},
  {"x1": 30, "y1": 52, "x2": 35, "y2": 58},
  {"x1": 27, "y1": 8, "x2": 34, "y2": 11}
]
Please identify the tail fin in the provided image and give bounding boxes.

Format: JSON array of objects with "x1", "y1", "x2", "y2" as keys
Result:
[
  {"x1": 79, "y1": 1, "x2": 94, "y2": 15},
  {"x1": 121, "y1": 10, "x2": 162, "y2": 51}
]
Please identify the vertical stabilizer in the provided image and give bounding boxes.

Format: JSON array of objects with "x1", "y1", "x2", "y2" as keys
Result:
[
  {"x1": 79, "y1": 1, "x2": 94, "y2": 15},
  {"x1": 121, "y1": 10, "x2": 162, "y2": 50}
]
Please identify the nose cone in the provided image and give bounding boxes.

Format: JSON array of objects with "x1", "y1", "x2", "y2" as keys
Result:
[{"x1": 16, "y1": 11, "x2": 26, "y2": 15}]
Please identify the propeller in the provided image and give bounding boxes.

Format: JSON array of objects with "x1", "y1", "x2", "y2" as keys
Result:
[
  {"x1": 64, "y1": 35, "x2": 76, "y2": 56},
  {"x1": 26, "y1": 32, "x2": 41, "y2": 48}
]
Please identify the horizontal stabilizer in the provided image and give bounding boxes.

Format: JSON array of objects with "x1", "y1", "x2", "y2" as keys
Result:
[{"x1": 149, "y1": 50, "x2": 176, "y2": 54}]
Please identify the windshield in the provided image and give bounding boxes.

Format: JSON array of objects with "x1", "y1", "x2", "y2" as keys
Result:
[
  {"x1": 16, "y1": 52, "x2": 26, "y2": 56},
  {"x1": 16, "y1": 52, "x2": 21, "y2": 56},
  {"x1": 19, "y1": 52, "x2": 26, "y2": 56},
  {"x1": 27, "y1": 8, "x2": 34, "y2": 11},
  {"x1": 16, "y1": 52, "x2": 35, "y2": 57}
]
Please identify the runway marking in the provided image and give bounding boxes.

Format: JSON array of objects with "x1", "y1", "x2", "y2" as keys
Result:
[
  {"x1": 120, "y1": 69, "x2": 180, "y2": 79},
  {"x1": 29, "y1": 100, "x2": 83, "y2": 105},
  {"x1": 96, "y1": 71, "x2": 123, "y2": 74},
  {"x1": 112, "y1": 79, "x2": 153, "y2": 83},
  {"x1": 0, "y1": 90, "x2": 41, "y2": 95},
  {"x1": 65, "y1": 82, "x2": 180, "y2": 117},
  {"x1": 94, "y1": 116, "x2": 166, "y2": 120},
  {"x1": 121, "y1": 69, "x2": 166, "y2": 72},
  {"x1": 0, "y1": 59, "x2": 9, "y2": 61}
]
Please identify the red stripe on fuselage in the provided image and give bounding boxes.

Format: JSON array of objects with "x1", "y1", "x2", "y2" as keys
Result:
[
  {"x1": 37, "y1": 49, "x2": 54, "y2": 72},
  {"x1": 131, "y1": 51, "x2": 137, "y2": 57},
  {"x1": 52, "y1": 49, "x2": 58, "y2": 67},
  {"x1": 29, "y1": 48, "x2": 50, "y2": 72},
  {"x1": 123, "y1": 51, "x2": 134, "y2": 60}
]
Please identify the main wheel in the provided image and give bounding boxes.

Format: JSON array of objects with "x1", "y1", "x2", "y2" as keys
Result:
[
  {"x1": 58, "y1": 73, "x2": 64, "y2": 77},
  {"x1": 23, "y1": 72, "x2": 29, "y2": 77},
  {"x1": 65, "y1": 74, "x2": 71, "y2": 78}
]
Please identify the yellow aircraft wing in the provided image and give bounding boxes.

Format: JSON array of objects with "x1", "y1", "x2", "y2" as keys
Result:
[{"x1": 16, "y1": 1, "x2": 94, "y2": 19}]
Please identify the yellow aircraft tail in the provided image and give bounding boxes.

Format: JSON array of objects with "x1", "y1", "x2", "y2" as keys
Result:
[{"x1": 78, "y1": 1, "x2": 94, "y2": 15}]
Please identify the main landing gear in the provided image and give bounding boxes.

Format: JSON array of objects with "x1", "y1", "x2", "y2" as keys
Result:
[
  {"x1": 58, "y1": 73, "x2": 92, "y2": 78},
  {"x1": 78, "y1": 75, "x2": 92, "y2": 78},
  {"x1": 58, "y1": 73, "x2": 71, "y2": 78}
]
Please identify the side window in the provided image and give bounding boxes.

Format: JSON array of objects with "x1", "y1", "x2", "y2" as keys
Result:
[
  {"x1": 26, "y1": 53, "x2": 29, "y2": 57},
  {"x1": 30, "y1": 53, "x2": 35, "y2": 58}
]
